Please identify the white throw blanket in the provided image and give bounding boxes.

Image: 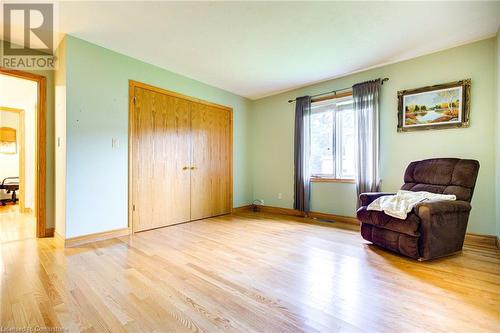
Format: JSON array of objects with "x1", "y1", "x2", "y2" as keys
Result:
[{"x1": 367, "y1": 190, "x2": 456, "y2": 219}]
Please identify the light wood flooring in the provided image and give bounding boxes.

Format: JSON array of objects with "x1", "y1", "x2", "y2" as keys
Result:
[
  {"x1": 0, "y1": 211, "x2": 499, "y2": 332},
  {"x1": 0, "y1": 205, "x2": 35, "y2": 243}
]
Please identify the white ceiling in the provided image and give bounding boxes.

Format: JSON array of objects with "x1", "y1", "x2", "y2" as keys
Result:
[{"x1": 33, "y1": 2, "x2": 500, "y2": 98}]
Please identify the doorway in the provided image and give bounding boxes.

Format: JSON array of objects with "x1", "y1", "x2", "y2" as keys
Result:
[{"x1": 0, "y1": 68, "x2": 46, "y2": 240}]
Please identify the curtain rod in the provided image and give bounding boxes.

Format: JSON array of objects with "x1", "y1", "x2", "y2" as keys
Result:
[{"x1": 287, "y1": 77, "x2": 389, "y2": 103}]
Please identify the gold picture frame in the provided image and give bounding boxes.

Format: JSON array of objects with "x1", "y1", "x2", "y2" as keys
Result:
[{"x1": 397, "y1": 79, "x2": 471, "y2": 132}]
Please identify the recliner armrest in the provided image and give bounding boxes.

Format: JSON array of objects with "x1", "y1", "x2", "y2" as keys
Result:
[
  {"x1": 414, "y1": 200, "x2": 471, "y2": 218},
  {"x1": 414, "y1": 199, "x2": 472, "y2": 260},
  {"x1": 359, "y1": 192, "x2": 395, "y2": 206}
]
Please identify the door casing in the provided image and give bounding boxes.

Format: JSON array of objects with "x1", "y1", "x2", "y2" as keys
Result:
[{"x1": 0, "y1": 68, "x2": 47, "y2": 238}]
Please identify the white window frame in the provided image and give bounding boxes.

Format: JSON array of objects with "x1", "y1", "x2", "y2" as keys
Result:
[{"x1": 310, "y1": 94, "x2": 355, "y2": 183}]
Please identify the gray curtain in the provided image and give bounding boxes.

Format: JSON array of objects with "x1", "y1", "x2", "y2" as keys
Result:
[
  {"x1": 293, "y1": 96, "x2": 311, "y2": 212},
  {"x1": 353, "y1": 79, "x2": 381, "y2": 207}
]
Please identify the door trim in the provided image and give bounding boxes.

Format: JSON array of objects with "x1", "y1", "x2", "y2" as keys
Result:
[
  {"x1": 129, "y1": 80, "x2": 233, "y2": 111},
  {"x1": 128, "y1": 80, "x2": 234, "y2": 232},
  {"x1": 0, "y1": 68, "x2": 47, "y2": 237}
]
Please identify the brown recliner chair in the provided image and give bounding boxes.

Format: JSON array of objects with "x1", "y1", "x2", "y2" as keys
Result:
[{"x1": 357, "y1": 158, "x2": 480, "y2": 260}]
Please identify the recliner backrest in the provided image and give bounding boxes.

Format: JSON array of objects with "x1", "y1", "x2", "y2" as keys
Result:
[{"x1": 400, "y1": 158, "x2": 480, "y2": 202}]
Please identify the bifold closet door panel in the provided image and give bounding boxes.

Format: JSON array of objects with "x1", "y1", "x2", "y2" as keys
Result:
[
  {"x1": 131, "y1": 87, "x2": 192, "y2": 232},
  {"x1": 190, "y1": 104, "x2": 232, "y2": 220}
]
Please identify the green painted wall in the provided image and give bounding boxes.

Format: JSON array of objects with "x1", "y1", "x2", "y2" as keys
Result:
[
  {"x1": 64, "y1": 35, "x2": 252, "y2": 238},
  {"x1": 251, "y1": 38, "x2": 497, "y2": 235},
  {"x1": 496, "y1": 30, "x2": 500, "y2": 238},
  {"x1": 54, "y1": 37, "x2": 67, "y2": 237},
  {"x1": 59, "y1": 35, "x2": 497, "y2": 237}
]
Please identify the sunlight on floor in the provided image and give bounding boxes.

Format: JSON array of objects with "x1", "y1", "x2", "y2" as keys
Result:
[{"x1": 0, "y1": 205, "x2": 35, "y2": 243}]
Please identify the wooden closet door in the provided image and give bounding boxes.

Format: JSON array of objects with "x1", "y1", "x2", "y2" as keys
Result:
[
  {"x1": 190, "y1": 104, "x2": 232, "y2": 220},
  {"x1": 131, "y1": 87, "x2": 192, "y2": 232}
]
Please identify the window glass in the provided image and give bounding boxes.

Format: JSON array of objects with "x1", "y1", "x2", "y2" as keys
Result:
[
  {"x1": 310, "y1": 105, "x2": 333, "y2": 176},
  {"x1": 310, "y1": 96, "x2": 355, "y2": 179}
]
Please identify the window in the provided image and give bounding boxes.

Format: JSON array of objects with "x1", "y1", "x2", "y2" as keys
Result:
[{"x1": 310, "y1": 95, "x2": 355, "y2": 180}]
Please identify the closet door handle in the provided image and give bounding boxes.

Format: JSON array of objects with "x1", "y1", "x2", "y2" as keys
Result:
[
  {"x1": 190, "y1": 166, "x2": 196, "y2": 170},
  {"x1": 182, "y1": 166, "x2": 189, "y2": 170}
]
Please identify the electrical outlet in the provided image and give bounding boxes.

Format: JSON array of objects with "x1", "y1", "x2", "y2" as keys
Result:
[{"x1": 278, "y1": 193, "x2": 282, "y2": 199}]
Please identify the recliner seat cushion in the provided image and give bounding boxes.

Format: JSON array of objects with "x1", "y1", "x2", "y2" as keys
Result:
[{"x1": 357, "y1": 207, "x2": 420, "y2": 237}]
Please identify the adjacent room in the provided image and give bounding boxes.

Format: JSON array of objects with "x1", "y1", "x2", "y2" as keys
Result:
[
  {"x1": 0, "y1": 1, "x2": 499, "y2": 332},
  {"x1": 0, "y1": 73, "x2": 38, "y2": 242}
]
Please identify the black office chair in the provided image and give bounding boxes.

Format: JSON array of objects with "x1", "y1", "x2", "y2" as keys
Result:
[{"x1": 0, "y1": 177, "x2": 19, "y2": 206}]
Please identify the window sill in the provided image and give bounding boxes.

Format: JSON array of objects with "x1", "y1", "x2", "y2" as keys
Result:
[{"x1": 310, "y1": 177, "x2": 355, "y2": 184}]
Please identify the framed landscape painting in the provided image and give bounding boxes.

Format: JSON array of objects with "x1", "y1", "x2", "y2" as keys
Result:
[{"x1": 397, "y1": 79, "x2": 470, "y2": 132}]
